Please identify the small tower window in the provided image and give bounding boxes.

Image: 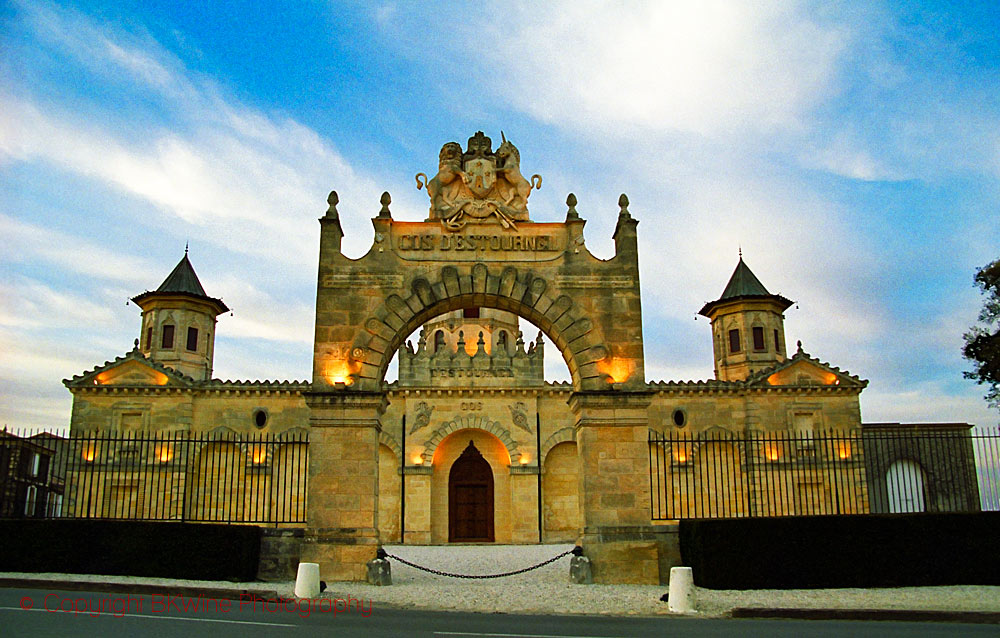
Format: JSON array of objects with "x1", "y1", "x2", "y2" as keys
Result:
[
  {"x1": 728, "y1": 329, "x2": 741, "y2": 354},
  {"x1": 434, "y1": 330, "x2": 446, "y2": 352},
  {"x1": 463, "y1": 307, "x2": 480, "y2": 319},
  {"x1": 161, "y1": 324, "x2": 175, "y2": 349},
  {"x1": 186, "y1": 327, "x2": 199, "y2": 352},
  {"x1": 146, "y1": 327, "x2": 152, "y2": 350},
  {"x1": 773, "y1": 329, "x2": 780, "y2": 352},
  {"x1": 752, "y1": 326, "x2": 765, "y2": 351}
]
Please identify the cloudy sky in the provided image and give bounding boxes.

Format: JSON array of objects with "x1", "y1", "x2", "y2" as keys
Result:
[{"x1": 2, "y1": 0, "x2": 998, "y2": 431}]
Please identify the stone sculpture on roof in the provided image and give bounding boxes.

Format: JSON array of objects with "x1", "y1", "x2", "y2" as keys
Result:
[{"x1": 415, "y1": 131, "x2": 541, "y2": 231}]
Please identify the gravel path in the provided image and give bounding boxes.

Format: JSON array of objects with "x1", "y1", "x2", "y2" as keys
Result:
[{"x1": 5, "y1": 544, "x2": 1000, "y2": 618}]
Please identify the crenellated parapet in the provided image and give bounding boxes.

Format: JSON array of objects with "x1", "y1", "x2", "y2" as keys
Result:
[{"x1": 398, "y1": 325, "x2": 544, "y2": 388}]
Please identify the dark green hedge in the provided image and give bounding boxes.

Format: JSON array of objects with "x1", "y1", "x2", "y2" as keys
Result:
[
  {"x1": 679, "y1": 512, "x2": 1000, "y2": 589},
  {"x1": 0, "y1": 520, "x2": 261, "y2": 581}
]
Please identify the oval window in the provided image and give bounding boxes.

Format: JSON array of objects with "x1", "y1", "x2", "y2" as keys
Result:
[
  {"x1": 672, "y1": 409, "x2": 686, "y2": 428},
  {"x1": 253, "y1": 409, "x2": 268, "y2": 429}
]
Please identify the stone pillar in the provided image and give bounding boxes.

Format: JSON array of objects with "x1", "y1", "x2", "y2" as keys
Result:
[
  {"x1": 303, "y1": 391, "x2": 385, "y2": 581},
  {"x1": 570, "y1": 391, "x2": 658, "y2": 584},
  {"x1": 403, "y1": 465, "x2": 432, "y2": 544}
]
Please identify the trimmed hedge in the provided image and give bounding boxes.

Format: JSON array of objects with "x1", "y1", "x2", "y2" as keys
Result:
[
  {"x1": 680, "y1": 512, "x2": 1000, "y2": 589},
  {"x1": 0, "y1": 520, "x2": 261, "y2": 581}
]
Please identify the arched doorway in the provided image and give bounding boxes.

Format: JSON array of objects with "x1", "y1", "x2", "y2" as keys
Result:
[
  {"x1": 887, "y1": 459, "x2": 926, "y2": 513},
  {"x1": 448, "y1": 441, "x2": 494, "y2": 542}
]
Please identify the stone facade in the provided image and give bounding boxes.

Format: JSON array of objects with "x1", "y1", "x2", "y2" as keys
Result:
[{"x1": 62, "y1": 132, "x2": 977, "y2": 585}]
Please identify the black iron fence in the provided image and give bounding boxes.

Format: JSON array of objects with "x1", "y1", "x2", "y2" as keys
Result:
[
  {"x1": 649, "y1": 427, "x2": 999, "y2": 520},
  {"x1": 0, "y1": 429, "x2": 308, "y2": 525}
]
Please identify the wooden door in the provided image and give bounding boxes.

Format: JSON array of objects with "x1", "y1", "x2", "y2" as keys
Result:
[{"x1": 448, "y1": 441, "x2": 494, "y2": 542}]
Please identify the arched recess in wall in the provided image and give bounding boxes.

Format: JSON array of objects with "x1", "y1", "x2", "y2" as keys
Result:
[{"x1": 887, "y1": 459, "x2": 926, "y2": 513}]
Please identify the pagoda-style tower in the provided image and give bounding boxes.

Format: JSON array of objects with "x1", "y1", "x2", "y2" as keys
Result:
[
  {"x1": 131, "y1": 251, "x2": 228, "y2": 381},
  {"x1": 699, "y1": 257, "x2": 793, "y2": 382}
]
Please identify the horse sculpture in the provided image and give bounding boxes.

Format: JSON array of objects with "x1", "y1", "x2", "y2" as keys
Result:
[{"x1": 495, "y1": 132, "x2": 541, "y2": 221}]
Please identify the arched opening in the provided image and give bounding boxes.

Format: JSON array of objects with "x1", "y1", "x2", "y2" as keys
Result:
[
  {"x1": 434, "y1": 330, "x2": 445, "y2": 353},
  {"x1": 887, "y1": 459, "x2": 926, "y2": 513},
  {"x1": 448, "y1": 441, "x2": 494, "y2": 542}
]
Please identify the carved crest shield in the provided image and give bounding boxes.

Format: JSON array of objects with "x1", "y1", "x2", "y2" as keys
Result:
[{"x1": 463, "y1": 158, "x2": 496, "y2": 198}]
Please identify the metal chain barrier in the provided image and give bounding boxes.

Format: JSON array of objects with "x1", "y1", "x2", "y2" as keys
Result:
[{"x1": 377, "y1": 546, "x2": 582, "y2": 579}]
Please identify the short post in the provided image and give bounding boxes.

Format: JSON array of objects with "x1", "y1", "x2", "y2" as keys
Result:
[
  {"x1": 295, "y1": 562, "x2": 321, "y2": 598},
  {"x1": 668, "y1": 566, "x2": 694, "y2": 613}
]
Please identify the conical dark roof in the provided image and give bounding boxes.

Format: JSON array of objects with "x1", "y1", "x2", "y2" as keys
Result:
[
  {"x1": 698, "y1": 257, "x2": 792, "y2": 317},
  {"x1": 131, "y1": 252, "x2": 229, "y2": 314},
  {"x1": 156, "y1": 254, "x2": 208, "y2": 297}
]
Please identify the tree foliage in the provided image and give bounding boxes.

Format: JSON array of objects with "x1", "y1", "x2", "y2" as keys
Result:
[{"x1": 963, "y1": 259, "x2": 1000, "y2": 409}]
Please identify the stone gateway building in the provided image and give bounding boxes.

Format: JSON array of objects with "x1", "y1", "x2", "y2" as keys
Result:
[{"x1": 63, "y1": 132, "x2": 975, "y2": 584}]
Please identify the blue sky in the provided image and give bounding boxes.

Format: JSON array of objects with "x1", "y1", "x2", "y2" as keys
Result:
[{"x1": 2, "y1": 0, "x2": 998, "y2": 431}]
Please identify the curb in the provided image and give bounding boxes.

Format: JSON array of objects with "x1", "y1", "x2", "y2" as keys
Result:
[
  {"x1": 731, "y1": 607, "x2": 1000, "y2": 624},
  {"x1": 0, "y1": 578, "x2": 283, "y2": 602}
]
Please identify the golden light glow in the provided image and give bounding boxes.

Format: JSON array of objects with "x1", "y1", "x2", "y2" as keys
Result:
[
  {"x1": 836, "y1": 441, "x2": 851, "y2": 460},
  {"x1": 596, "y1": 357, "x2": 631, "y2": 384},
  {"x1": 673, "y1": 446, "x2": 689, "y2": 463},
  {"x1": 157, "y1": 444, "x2": 174, "y2": 463},
  {"x1": 519, "y1": 455, "x2": 530, "y2": 465},
  {"x1": 767, "y1": 373, "x2": 781, "y2": 386},
  {"x1": 82, "y1": 444, "x2": 96, "y2": 462},
  {"x1": 250, "y1": 445, "x2": 267, "y2": 464},
  {"x1": 412, "y1": 455, "x2": 424, "y2": 465},
  {"x1": 325, "y1": 360, "x2": 357, "y2": 386},
  {"x1": 94, "y1": 369, "x2": 168, "y2": 386},
  {"x1": 765, "y1": 445, "x2": 781, "y2": 461}
]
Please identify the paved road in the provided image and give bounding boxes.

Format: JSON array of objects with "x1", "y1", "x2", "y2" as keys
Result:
[{"x1": 1, "y1": 588, "x2": 994, "y2": 638}]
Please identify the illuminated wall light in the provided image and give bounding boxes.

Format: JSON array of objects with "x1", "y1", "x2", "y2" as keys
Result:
[
  {"x1": 674, "y1": 447, "x2": 688, "y2": 463},
  {"x1": 596, "y1": 357, "x2": 631, "y2": 384},
  {"x1": 519, "y1": 456, "x2": 530, "y2": 465},
  {"x1": 251, "y1": 445, "x2": 267, "y2": 464},
  {"x1": 82, "y1": 445, "x2": 96, "y2": 462},
  {"x1": 326, "y1": 360, "x2": 356, "y2": 386},
  {"x1": 412, "y1": 455, "x2": 424, "y2": 465},
  {"x1": 837, "y1": 442, "x2": 851, "y2": 460},
  {"x1": 157, "y1": 444, "x2": 174, "y2": 463},
  {"x1": 766, "y1": 446, "x2": 781, "y2": 461}
]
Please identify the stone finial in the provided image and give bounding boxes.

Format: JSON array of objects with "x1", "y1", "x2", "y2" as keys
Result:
[
  {"x1": 326, "y1": 190, "x2": 339, "y2": 217},
  {"x1": 378, "y1": 191, "x2": 392, "y2": 218},
  {"x1": 133, "y1": 338, "x2": 139, "y2": 350},
  {"x1": 796, "y1": 340, "x2": 803, "y2": 354},
  {"x1": 535, "y1": 330, "x2": 545, "y2": 345},
  {"x1": 457, "y1": 330, "x2": 466, "y2": 351},
  {"x1": 566, "y1": 193, "x2": 580, "y2": 220},
  {"x1": 618, "y1": 193, "x2": 631, "y2": 218},
  {"x1": 417, "y1": 328, "x2": 427, "y2": 353},
  {"x1": 515, "y1": 330, "x2": 525, "y2": 353}
]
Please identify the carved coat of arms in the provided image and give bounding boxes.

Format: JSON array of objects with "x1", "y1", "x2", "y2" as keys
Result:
[{"x1": 415, "y1": 131, "x2": 541, "y2": 231}]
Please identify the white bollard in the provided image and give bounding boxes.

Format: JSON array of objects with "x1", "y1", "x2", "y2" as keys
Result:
[
  {"x1": 668, "y1": 566, "x2": 694, "y2": 613},
  {"x1": 294, "y1": 562, "x2": 320, "y2": 598}
]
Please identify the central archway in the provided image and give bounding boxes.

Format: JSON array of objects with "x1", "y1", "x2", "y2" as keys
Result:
[{"x1": 448, "y1": 441, "x2": 494, "y2": 542}]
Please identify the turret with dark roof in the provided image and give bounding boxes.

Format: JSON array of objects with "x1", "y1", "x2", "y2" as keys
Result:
[
  {"x1": 699, "y1": 256, "x2": 794, "y2": 382},
  {"x1": 130, "y1": 251, "x2": 228, "y2": 381}
]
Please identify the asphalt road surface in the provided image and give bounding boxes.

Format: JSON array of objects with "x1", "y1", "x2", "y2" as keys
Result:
[{"x1": 0, "y1": 588, "x2": 994, "y2": 638}]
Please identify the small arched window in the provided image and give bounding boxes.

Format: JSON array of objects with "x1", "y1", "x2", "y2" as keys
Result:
[
  {"x1": 434, "y1": 330, "x2": 446, "y2": 352},
  {"x1": 497, "y1": 330, "x2": 508, "y2": 353}
]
